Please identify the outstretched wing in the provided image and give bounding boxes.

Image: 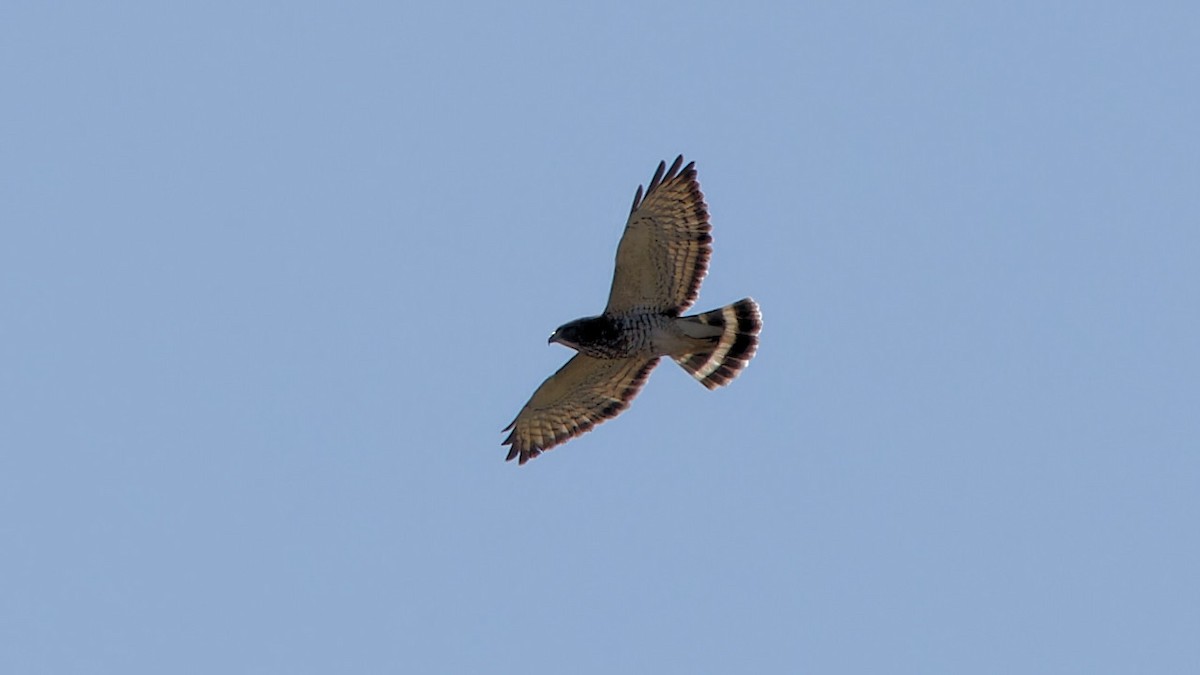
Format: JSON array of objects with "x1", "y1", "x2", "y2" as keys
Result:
[
  {"x1": 503, "y1": 355, "x2": 659, "y2": 464},
  {"x1": 604, "y1": 156, "x2": 712, "y2": 316}
]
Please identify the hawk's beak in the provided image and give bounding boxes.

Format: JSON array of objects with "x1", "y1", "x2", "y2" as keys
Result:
[{"x1": 548, "y1": 332, "x2": 559, "y2": 345}]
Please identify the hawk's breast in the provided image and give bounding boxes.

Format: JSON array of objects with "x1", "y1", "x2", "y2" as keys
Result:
[{"x1": 573, "y1": 312, "x2": 671, "y2": 359}]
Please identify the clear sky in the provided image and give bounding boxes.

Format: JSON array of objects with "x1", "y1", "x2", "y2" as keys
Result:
[{"x1": 3, "y1": 2, "x2": 1198, "y2": 673}]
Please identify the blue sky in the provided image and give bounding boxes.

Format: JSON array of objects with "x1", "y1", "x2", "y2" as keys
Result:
[{"x1": 3, "y1": 2, "x2": 1198, "y2": 673}]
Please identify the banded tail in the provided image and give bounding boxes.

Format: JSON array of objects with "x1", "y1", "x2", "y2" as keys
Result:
[{"x1": 674, "y1": 298, "x2": 762, "y2": 390}]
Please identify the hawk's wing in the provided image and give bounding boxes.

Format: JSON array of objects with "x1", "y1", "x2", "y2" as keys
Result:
[
  {"x1": 604, "y1": 156, "x2": 712, "y2": 316},
  {"x1": 503, "y1": 355, "x2": 659, "y2": 464}
]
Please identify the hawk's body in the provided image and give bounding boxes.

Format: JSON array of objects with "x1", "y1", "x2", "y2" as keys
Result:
[{"x1": 503, "y1": 157, "x2": 762, "y2": 464}]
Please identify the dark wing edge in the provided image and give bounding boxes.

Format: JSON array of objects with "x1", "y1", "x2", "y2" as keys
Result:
[
  {"x1": 628, "y1": 155, "x2": 686, "y2": 214},
  {"x1": 665, "y1": 157, "x2": 711, "y2": 315},
  {"x1": 502, "y1": 357, "x2": 659, "y2": 465}
]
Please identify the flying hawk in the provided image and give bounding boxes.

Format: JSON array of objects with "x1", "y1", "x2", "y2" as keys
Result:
[{"x1": 503, "y1": 156, "x2": 761, "y2": 464}]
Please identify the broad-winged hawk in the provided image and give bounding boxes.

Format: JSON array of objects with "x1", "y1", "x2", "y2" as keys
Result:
[{"x1": 503, "y1": 156, "x2": 762, "y2": 464}]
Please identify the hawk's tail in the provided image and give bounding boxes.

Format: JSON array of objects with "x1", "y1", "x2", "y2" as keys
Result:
[{"x1": 673, "y1": 298, "x2": 762, "y2": 390}]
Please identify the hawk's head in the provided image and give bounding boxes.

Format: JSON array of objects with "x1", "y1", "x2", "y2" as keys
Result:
[
  {"x1": 548, "y1": 319, "x2": 587, "y2": 350},
  {"x1": 548, "y1": 315, "x2": 619, "y2": 356}
]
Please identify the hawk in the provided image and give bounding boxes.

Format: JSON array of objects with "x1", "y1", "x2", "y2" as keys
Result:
[{"x1": 502, "y1": 156, "x2": 762, "y2": 464}]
